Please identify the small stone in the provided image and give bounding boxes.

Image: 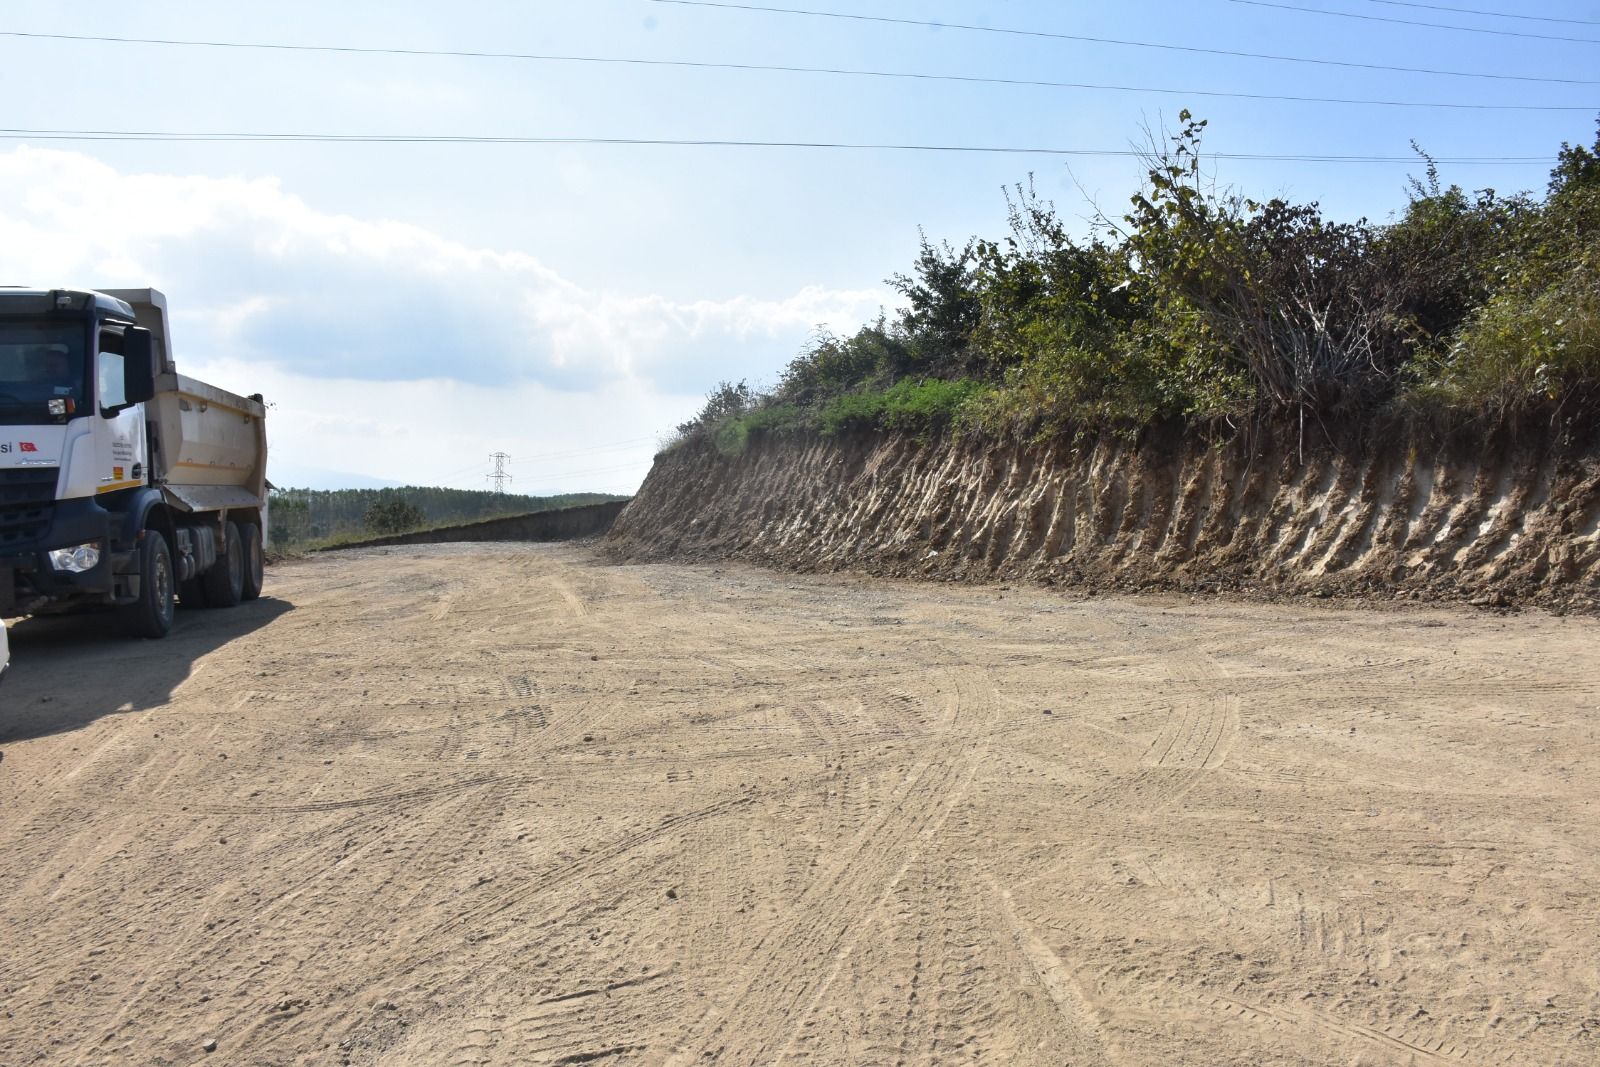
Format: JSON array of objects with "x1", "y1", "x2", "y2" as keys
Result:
[
  {"x1": 202, "y1": 1038, "x2": 218, "y2": 1053},
  {"x1": 665, "y1": 887, "x2": 678, "y2": 900}
]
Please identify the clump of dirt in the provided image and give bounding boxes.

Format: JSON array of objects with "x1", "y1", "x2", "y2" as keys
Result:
[{"x1": 608, "y1": 417, "x2": 1600, "y2": 612}]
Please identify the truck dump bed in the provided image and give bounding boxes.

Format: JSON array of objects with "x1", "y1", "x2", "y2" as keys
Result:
[
  {"x1": 102, "y1": 288, "x2": 268, "y2": 513},
  {"x1": 148, "y1": 374, "x2": 267, "y2": 513}
]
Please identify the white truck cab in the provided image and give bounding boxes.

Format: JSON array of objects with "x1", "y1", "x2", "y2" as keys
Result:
[{"x1": 0, "y1": 288, "x2": 267, "y2": 638}]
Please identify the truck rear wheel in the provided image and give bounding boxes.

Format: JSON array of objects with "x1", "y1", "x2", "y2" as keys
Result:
[
  {"x1": 239, "y1": 522, "x2": 264, "y2": 602},
  {"x1": 203, "y1": 521, "x2": 245, "y2": 608},
  {"x1": 118, "y1": 530, "x2": 175, "y2": 639}
]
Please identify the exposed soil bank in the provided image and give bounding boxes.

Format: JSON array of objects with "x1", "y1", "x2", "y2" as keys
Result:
[{"x1": 608, "y1": 420, "x2": 1600, "y2": 610}]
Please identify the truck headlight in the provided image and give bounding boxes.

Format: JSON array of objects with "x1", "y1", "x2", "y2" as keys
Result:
[{"x1": 48, "y1": 542, "x2": 102, "y2": 573}]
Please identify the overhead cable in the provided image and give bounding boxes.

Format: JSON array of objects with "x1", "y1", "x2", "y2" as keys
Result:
[
  {"x1": 514, "y1": 437, "x2": 659, "y2": 464},
  {"x1": 0, "y1": 30, "x2": 1590, "y2": 112},
  {"x1": 523, "y1": 460, "x2": 651, "y2": 482},
  {"x1": 1361, "y1": 0, "x2": 1600, "y2": 27},
  {"x1": 0, "y1": 127, "x2": 1558, "y2": 164},
  {"x1": 643, "y1": 0, "x2": 1600, "y2": 85},
  {"x1": 1229, "y1": 0, "x2": 1600, "y2": 43}
]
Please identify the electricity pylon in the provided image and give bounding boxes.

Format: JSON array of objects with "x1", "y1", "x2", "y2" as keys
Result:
[{"x1": 487, "y1": 452, "x2": 513, "y2": 494}]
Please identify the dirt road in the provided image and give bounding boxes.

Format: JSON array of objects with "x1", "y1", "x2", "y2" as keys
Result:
[{"x1": 2, "y1": 544, "x2": 1596, "y2": 1066}]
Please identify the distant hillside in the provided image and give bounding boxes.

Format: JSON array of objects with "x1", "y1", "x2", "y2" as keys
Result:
[{"x1": 269, "y1": 486, "x2": 626, "y2": 546}]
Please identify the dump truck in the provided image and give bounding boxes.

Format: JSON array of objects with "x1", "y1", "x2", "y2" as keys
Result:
[{"x1": 0, "y1": 287, "x2": 266, "y2": 639}]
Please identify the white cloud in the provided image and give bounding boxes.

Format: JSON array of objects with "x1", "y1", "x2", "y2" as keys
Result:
[
  {"x1": 0, "y1": 145, "x2": 891, "y2": 487},
  {"x1": 0, "y1": 145, "x2": 887, "y2": 391},
  {"x1": 184, "y1": 357, "x2": 686, "y2": 494}
]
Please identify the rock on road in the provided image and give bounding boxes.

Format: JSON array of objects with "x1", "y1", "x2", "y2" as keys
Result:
[{"x1": 1, "y1": 543, "x2": 1597, "y2": 1066}]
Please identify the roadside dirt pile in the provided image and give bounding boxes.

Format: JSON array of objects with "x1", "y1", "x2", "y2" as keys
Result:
[{"x1": 609, "y1": 420, "x2": 1600, "y2": 609}]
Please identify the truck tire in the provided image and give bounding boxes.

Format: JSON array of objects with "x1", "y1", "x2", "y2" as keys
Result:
[
  {"x1": 118, "y1": 530, "x2": 175, "y2": 639},
  {"x1": 203, "y1": 521, "x2": 245, "y2": 608},
  {"x1": 239, "y1": 521, "x2": 265, "y2": 602}
]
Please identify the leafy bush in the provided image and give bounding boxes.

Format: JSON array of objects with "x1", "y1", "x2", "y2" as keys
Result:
[
  {"x1": 364, "y1": 497, "x2": 425, "y2": 535},
  {"x1": 888, "y1": 236, "x2": 983, "y2": 378},
  {"x1": 670, "y1": 114, "x2": 1600, "y2": 447},
  {"x1": 1416, "y1": 258, "x2": 1600, "y2": 412},
  {"x1": 774, "y1": 323, "x2": 904, "y2": 408},
  {"x1": 1372, "y1": 169, "x2": 1529, "y2": 352},
  {"x1": 1406, "y1": 124, "x2": 1600, "y2": 414},
  {"x1": 674, "y1": 379, "x2": 757, "y2": 442},
  {"x1": 710, "y1": 403, "x2": 808, "y2": 456}
]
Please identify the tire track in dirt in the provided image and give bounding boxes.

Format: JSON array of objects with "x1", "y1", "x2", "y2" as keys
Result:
[
  {"x1": 988, "y1": 878, "x2": 1125, "y2": 1066},
  {"x1": 1073, "y1": 695, "x2": 1240, "y2": 814},
  {"x1": 658, "y1": 669, "x2": 997, "y2": 1066},
  {"x1": 1193, "y1": 989, "x2": 1483, "y2": 1064}
]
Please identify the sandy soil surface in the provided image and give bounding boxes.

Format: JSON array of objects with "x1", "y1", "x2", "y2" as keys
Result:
[{"x1": 2, "y1": 543, "x2": 1597, "y2": 1066}]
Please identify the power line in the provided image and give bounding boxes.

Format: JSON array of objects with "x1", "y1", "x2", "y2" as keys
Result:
[
  {"x1": 0, "y1": 128, "x2": 1559, "y2": 164},
  {"x1": 1228, "y1": 0, "x2": 1600, "y2": 43},
  {"x1": 0, "y1": 30, "x2": 1589, "y2": 113},
  {"x1": 644, "y1": 0, "x2": 1600, "y2": 85},
  {"x1": 1361, "y1": 0, "x2": 1600, "y2": 28},
  {"x1": 528, "y1": 461, "x2": 653, "y2": 483},
  {"x1": 435, "y1": 458, "x2": 491, "y2": 481},
  {"x1": 514, "y1": 435, "x2": 659, "y2": 464}
]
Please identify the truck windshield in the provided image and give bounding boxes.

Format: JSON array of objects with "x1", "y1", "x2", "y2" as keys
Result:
[{"x1": 0, "y1": 321, "x2": 87, "y2": 425}]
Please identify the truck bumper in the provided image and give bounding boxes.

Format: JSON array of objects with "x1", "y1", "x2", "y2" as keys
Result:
[{"x1": 0, "y1": 497, "x2": 117, "y2": 616}]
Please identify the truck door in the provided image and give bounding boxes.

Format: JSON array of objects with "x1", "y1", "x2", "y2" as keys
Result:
[{"x1": 94, "y1": 325, "x2": 147, "y2": 494}]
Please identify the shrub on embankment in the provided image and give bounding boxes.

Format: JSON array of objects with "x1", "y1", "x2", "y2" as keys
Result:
[{"x1": 668, "y1": 115, "x2": 1600, "y2": 456}]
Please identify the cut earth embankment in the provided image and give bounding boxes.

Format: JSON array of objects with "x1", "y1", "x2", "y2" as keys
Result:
[{"x1": 608, "y1": 419, "x2": 1600, "y2": 611}]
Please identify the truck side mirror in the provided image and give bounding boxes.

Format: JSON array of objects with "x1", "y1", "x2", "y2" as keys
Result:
[{"x1": 124, "y1": 327, "x2": 156, "y2": 404}]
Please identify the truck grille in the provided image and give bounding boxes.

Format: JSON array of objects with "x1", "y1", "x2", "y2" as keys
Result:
[{"x1": 0, "y1": 467, "x2": 58, "y2": 550}]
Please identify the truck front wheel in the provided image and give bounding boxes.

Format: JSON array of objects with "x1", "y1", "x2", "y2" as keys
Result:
[
  {"x1": 203, "y1": 521, "x2": 245, "y2": 608},
  {"x1": 118, "y1": 530, "x2": 175, "y2": 639}
]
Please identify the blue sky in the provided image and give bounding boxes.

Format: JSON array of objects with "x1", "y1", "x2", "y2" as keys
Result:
[{"x1": 1, "y1": 0, "x2": 1595, "y2": 491}]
